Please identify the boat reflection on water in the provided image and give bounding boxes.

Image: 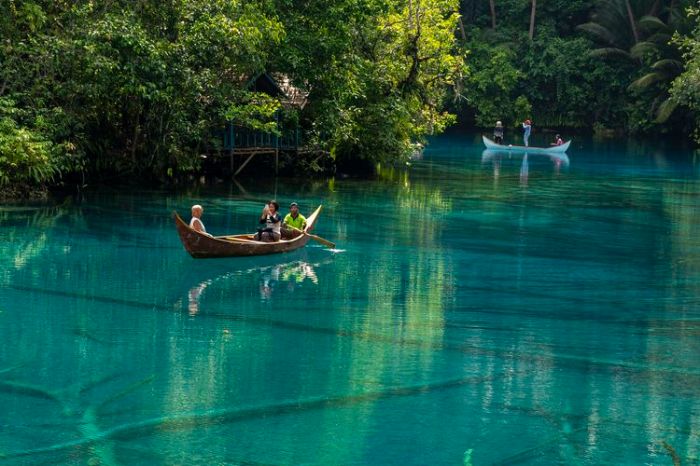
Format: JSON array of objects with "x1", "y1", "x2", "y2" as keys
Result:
[
  {"x1": 186, "y1": 256, "x2": 327, "y2": 314},
  {"x1": 481, "y1": 149, "x2": 570, "y2": 182}
]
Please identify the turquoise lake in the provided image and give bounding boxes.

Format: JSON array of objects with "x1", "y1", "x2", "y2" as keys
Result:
[{"x1": 1, "y1": 132, "x2": 699, "y2": 465}]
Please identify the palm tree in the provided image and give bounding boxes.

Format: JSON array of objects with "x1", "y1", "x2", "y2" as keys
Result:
[
  {"x1": 628, "y1": 14, "x2": 687, "y2": 122},
  {"x1": 579, "y1": 0, "x2": 690, "y2": 122}
]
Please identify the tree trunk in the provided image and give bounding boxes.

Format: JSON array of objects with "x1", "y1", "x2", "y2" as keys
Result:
[
  {"x1": 625, "y1": 0, "x2": 639, "y2": 44},
  {"x1": 668, "y1": 0, "x2": 676, "y2": 23},
  {"x1": 489, "y1": 0, "x2": 497, "y2": 30},
  {"x1": 650, "y1": 0, "x2": 661, "y2": 17},
  {"x1": 528, "y1": 0, "x2": 536, "y2": 40},
  {"x1": 457, "y1": 16, "x2": 466, "y2": 41}
]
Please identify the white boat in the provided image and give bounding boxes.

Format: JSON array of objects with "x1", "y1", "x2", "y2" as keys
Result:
[{"x1": 482, "y1": 135, "x2": 571, "y2": 154}]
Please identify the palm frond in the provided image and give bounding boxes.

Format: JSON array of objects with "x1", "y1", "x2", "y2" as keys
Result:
[
  {"x1": 654, "y1": 98, "x2": 678, "y2": 123},
  {"x1": 629, "y1": 71, "x2": 669, "y2": 90},
  {"x1": 638, "y1": 15, "x2": 668, "y2": 33},
  {"x1": 651, "y1": 59, "x2": 683, "y2": 74},
  {"x1": 646, "y1": 32, "x2": 673, "y2": 45},
  {"x1": 589, "y1": 47, "x2": 633, "y2": 61},
  {"x1": 578, "y1": 22, "x2": 625, "y2": 48},
  {"x1": 630, "y1": 41, "x2": 659, "y2": 59}
]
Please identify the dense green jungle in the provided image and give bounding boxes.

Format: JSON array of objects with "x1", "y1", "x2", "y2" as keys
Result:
[{"x1": 1, "y1": 0, "x2": 700, "y2": 196}]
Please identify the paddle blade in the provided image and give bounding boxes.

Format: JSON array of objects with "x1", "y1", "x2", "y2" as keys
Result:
[{"x1": 307, "y1": 233, "x2": 335, "y2": 248}]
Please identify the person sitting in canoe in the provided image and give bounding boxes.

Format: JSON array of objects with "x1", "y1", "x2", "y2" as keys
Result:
[
  {"x1": 493, "y1": 121, "x2": 504, "y2": 144},
  {"x1": 189, "y1": 205, "x2": 212, "y2": 237},
  {"x1": 522, "y1": 119, "x2": 532, "y2": 147},
  {"x1": 282, "y1": 202, "x2": 306, "y2": 238},
  {"x1": 551, "y1": 134, "x2": 563, "y2": 146},
  {"x1": 256, "y1": 200, "x2": 282, "y2": 242}
]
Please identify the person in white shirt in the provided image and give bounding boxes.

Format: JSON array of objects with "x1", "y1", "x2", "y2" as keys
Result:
[{"x1": 189, "y1": 205, "x2": 211, "y2": 236}]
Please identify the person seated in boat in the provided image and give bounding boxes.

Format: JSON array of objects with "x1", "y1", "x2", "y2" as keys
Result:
[
  {"x1": 256, "y1": 200, "x2": 282, "y2": 242},
  {"x1": 493, "y1": 121, "x2": 504, "y2": 144},
  {"x1": 189, "y1": 205, "x2": 212, "y2": 237},
  {"x1": 282, "y1": 202, "x2": 306, "y2": 239},
  {"x1": 551, "y1": 134, "x2": 563, "y2": 146},
  {"x1": 522, "y1": 119, "x2": 532, "y2": 147}
]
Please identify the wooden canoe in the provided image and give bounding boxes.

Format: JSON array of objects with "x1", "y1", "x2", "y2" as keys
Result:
[
  {"x1": 174, "y1": 205, "x2": 323, "y2": 258},
  {"x1": 482, "y1": 135, "x2": 571, "y2": 153}
]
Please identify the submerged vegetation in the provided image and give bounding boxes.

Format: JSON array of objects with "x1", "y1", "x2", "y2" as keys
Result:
[{"x1": 1, "y1": 0, "x2": 700, "y2": 195}]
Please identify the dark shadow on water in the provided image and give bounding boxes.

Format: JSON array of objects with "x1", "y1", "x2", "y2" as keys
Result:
[
  {"x1": 8, "y1": 283, "x2": 700, "y2": 381},
  {"x1": 1, "y1": 370, "x2": 518, "y2": 460}
]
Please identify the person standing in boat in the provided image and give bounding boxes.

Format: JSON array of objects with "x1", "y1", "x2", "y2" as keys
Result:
[
  {"x1": 493, "y1": 121, "x2": 504, "y2": 144},
  {"x1": 257, "y1": 200, "x2": 282, "y2": 242},
  {"x1": 189, "y1": 205, "x2": 212, "y2": 236},
  {"x1": 283, "y1": 202, "x2": 306, "y2": 238},
  {"x1": 522, "y1": 119, "x2": 532, "y2": 147}
]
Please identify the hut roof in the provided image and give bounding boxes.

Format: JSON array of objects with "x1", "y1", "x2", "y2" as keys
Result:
[{"x1": 244, "y1": 73, "x2": 309, "y2": 109}]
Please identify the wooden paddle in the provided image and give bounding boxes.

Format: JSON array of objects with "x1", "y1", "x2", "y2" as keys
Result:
[{"x1": 287, "y1": 226, "x2": 335, "y2": 248}]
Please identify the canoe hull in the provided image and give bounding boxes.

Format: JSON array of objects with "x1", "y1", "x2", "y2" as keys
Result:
[
  {"x1": 174, "y1": 205, "x2": 322, "y2": 258},
  {"x1": 482, "y1": 135, "x2": 571, "y2": 153}
]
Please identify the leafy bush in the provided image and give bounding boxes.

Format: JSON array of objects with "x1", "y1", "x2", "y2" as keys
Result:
[{"x1": 0, "y1": 116, "x2": 58, "y2": 187}]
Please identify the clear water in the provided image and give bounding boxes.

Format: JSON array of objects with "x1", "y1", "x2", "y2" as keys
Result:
[{"x1": 1, "y1": 133, "x2": 699, "y2": 465}]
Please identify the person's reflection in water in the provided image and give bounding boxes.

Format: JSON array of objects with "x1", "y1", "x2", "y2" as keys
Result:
[
  {"x1": 259, "y1": 261, "x2": 318, "y2": 300},
  {"x1": 282, "y1": 261, "x2": 318, "y2": 284},
  {"x1": 551, "y1": 155, "x2": 562, "y2": 175},
  {"x1": 259, "y1": 264, "x2": 281, "y2": 300},
  {"x1": 188, "y1": 279, "x2": 211, "y2": 315},
  {"x1": 492, "y1": 156, "x2": 501, "y2": 187},
  {"x1": 520, "y1": 153, "x2": 529, "y2": 187}
]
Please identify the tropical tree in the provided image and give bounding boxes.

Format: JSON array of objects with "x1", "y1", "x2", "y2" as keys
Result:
[
  {"x1": 628, "y1": 11, "x2": 687, "y2": 123},
  {"x1": 671, "y1": 3, "x2": 700, "y2": 142},
  {"x1": 274, "y1": 0, "x2": 465, "y2": 169},
  {"x1": 579, "y1": 0, "x2": 692, "y2": 126}
]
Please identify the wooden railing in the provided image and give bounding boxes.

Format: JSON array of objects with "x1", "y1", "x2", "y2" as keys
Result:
[{"x1": 222, "y1": 125, "x2": 301, "y2": 151}]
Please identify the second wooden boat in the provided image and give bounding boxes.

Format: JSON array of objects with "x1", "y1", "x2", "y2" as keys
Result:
[
  {"x1": 174, "y1": 205, "x2": 323, "y2": 258},
  {"x1": 482, "y1": 135, "x2": 571, "y2": 153}
]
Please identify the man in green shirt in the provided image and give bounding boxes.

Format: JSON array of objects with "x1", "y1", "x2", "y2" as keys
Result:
[{"x1": 283, "y1": 202, "x2": 306, "y2": 237}]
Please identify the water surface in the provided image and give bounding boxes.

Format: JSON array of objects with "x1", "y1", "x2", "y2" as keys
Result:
[{"x1": 1, "y1": 133, "x2": 699, "y2": 465}]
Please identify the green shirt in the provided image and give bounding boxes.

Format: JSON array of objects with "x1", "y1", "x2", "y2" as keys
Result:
[{"x1": 283, "y1": 212, "x2": 306, "y2": 230}]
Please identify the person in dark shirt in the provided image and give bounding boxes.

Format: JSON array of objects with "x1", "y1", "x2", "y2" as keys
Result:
[
  {"x1": 493, "y1": 121, "x2": 504, "y2": 144},
  {"x1": 256, "y1": 200, "x2": 282, "y2": 242}
]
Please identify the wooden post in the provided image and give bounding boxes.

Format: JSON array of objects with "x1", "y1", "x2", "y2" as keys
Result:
[
  {"x1": 229, "y1": 124, "x2": 235, "y2": 175},
  {"x1": 275, "y1": 111, "x2": 280, "y2": 175},
  {"x1": 234, "y1": 152, "x2": 258, "y2": 177}
]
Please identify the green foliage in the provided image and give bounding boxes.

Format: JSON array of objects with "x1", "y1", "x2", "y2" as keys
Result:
[
  {"x1": 463, "y1": 39, "x2": 522, "y2": 126},
  {"x1": 0, "y1": 0, "x2": 465, "y2": 186},
  {"x1": 579, "y1": 0, "x2": 693, "y2": 128},
  {"x1": 0, "y1": 99, "x2": 59, "y2": 188},
  {"x1": 0, "y1": 0, "x2": 286, "y2": 187},
  {"x1": 671, "y1": 4, "x2": 700, "y2": 142},
  {"x1": 0, "y1": 95, "x2": 83, "y2": 194},
  {"x1": 460, "y1": 0, "x2": 696, "y2": 135},
  {"x1": 275, "y1": 0, "x2": 465, "y2": 166}
]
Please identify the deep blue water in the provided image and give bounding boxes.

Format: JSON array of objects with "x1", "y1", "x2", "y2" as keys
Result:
[{"x1": 1, "y1": 133, "x2": 699, "y2": 465}]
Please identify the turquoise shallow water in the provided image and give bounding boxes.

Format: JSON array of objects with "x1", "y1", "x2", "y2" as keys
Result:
[{"x1": 1, "y1": 133, "x2": 699, "y2": 465}]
